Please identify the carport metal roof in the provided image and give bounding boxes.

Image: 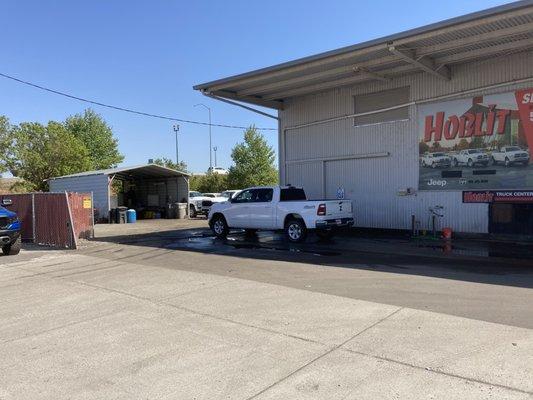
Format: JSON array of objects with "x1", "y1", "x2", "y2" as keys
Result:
[
  {"x1": 193, "y1": 1, "x2": 533, "y2": 109},
  {"x1": 48, "y1": 164, "x2": 190, "y2": 181}
]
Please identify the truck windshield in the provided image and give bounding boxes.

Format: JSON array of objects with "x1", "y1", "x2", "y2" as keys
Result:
[{"x1": 280, "y1": 188, "x2": 306, "y2": 201}]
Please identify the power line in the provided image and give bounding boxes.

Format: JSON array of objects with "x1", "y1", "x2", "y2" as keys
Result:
[{"x1": 0, "y1": 72, "x2": 277, "y2": 131}]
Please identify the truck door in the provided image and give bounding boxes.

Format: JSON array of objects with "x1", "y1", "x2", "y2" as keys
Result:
[
  {"x1": 224, "y1": 189, "x2": 253, "y2": 228},
  {"x1": 247, "y1": 188, "x2": 275, "y2": 229}
]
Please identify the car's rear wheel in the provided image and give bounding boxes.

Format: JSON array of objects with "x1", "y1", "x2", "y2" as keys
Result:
[
  {"x1": 2, "y1": 236, "x2": 21, "y2": 256},
  {"x1": 431, "y1": 162, "x2": 436, "y2": 169},
  {"x1": 467, "y1": 159, "x2": 473, "y2": 167},
  {"x1": 505, "y1": 157, "x2": 510, "y2": 167},
  {"x1": 189, "y1": 204, "x2": 197, "y2": 218},
  {"x1": 211, "y1": 215, "x2": 229, "y2": 238},
  {"x1": 285, "y1": 218, "x2": 307, "y2": 243}
]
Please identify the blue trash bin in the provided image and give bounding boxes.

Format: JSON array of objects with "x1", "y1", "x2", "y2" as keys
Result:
[{"x1": 126, "y1": 209, "x2": 137, "y2": 223}]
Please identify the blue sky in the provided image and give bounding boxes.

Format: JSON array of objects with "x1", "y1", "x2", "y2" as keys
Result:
[{"x1": 0, "y1": 0, "x2": 510, "y2": 174}]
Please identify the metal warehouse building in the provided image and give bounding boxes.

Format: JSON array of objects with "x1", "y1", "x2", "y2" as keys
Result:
[
  {"x1": 48, "y1": 164, "x2": 189, "y2": 221},
  {"x1": 195, "y1": 1, "x2": 533, "y2": 236}
]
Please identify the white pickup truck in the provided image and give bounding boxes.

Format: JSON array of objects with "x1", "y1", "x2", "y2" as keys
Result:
[
  {"x1": 491, "y1": 146, "x2": 530, "y2": 166},
  {"x1": 208, "y1": 186, "x2": 354, "y2": 242}
]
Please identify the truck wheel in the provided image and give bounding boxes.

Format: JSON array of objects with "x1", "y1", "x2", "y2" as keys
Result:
[
  {"x1": 211, "y1": 215, "x2": 228, "y2": 238},
  {"x1": 504, "y1": 157, "x2": 510, "y2": 167},
  {"x1": 2, "y1": 236, "x2": 21, "y2": 256},
  {"x1": 189, "y1": 204, "x2": 197, "y2": 218},
  {"x1": 285, "y1": 218, "x2": 307, "y2": 243},
  {"x1": 452, "y1": 158, "x2": 458, "y2": 167},
  {"x1": 244, "y1": 229, "x2": 257, "y2": 237},
  {"x1": 431, "y1": 162, "x2": 436, "y2": 169},
  {"x1": 467, "y1": 159, "x2": 473, "y2": 167},
  {"x1": 316, "y1": 230, "x2": 335, "y2": 241}
]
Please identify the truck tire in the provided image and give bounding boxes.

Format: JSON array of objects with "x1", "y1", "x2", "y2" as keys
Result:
[
  {"x1": 189, "y1": 204, "x2": 197, "y2": 218},
  {"x1": 505, "y1": 157, "x2": 510, "y2": 167},
  {"x1": 2, "y1": 236, "x2": 21, "y2": 256},
  {"x1": 467, "y1": 158, "x2": 473, "y2": 167},
  {"x1": 244, "y1": 229, "x2": 257, "y2": 237},
  {"x1": 211, "y1": 215, "x2": 229, "y2": 238},
  {"x1": 285, "y1": 218, "x2": 307, "y2": 243},
  {"x1": 452, "y1": 158, "x2": 458, "y2": 167},
  {"x1": 431, "y1": 162, "x2": 436, "y2": 169}
]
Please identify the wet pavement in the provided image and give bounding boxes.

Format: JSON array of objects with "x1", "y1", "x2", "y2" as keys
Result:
[{"x1": 162, "y1": 229, "x2": 533, "y2": 267}]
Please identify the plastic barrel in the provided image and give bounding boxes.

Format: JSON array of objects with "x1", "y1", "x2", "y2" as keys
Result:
[{"x1": 126, "y1": 209, "x2": 137, "y2": 223}]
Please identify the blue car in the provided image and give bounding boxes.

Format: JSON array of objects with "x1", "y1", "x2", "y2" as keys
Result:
[{"x1": 0, "y1": 202, "x2": 21, "y2": 256}]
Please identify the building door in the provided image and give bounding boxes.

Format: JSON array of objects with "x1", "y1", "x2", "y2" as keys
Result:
[{"x1": 489, "y1": 203, "x2": 533, "y2": 235}]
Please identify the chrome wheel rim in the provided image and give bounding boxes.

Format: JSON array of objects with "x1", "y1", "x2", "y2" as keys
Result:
[
  {"x1": 288, "y1": 223, "x2": 301, "y2": 240},
  {"x1": 214, "y1": 220, "x2": 224, "y2": 234}
]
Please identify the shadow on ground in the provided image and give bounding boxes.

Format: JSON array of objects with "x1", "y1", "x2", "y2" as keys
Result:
[{"x1": 89, "y1": 224, "x2": 533, "y2": 290}]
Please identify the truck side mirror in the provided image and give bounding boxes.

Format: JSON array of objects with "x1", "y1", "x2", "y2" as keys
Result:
[{"x1": 1, "y1": 198, "x2": 13, "y2": 206}]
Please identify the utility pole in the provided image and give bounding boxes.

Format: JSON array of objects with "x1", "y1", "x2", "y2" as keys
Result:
[
  {"x1": 194, "y1": 103, "x2": 212, "y2": 169},
  {"x1": 172, "y1": 124, "x2": 179, "y2": 165},
  {"x1": 213, "y1": 146, "x2": 218, "y2": 166}
]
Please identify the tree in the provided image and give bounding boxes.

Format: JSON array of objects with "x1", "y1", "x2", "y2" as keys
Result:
[
  {"x1": 0, "y1": 116, "x2": 11, "y2": 174},
  {"x1": 227, "y1": 126, "x2": 278, "y2": 189},
  {"x1": 64, "y1": 109, "x2": 123, "y2": 170},
  {"x1": 5, "y1": 122, "x2": 92, "y2": 191},
  {"x1": 152, "y1": 157, "x2": 188, "y2": 173}
]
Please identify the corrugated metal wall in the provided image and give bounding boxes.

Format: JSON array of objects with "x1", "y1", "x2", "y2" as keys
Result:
[
  {"x1": 49, "y1": 174, "x2": 109, "y2": 219},
  {"x1": 280, "y1": 50, "x2": 533, "y2": 233}
]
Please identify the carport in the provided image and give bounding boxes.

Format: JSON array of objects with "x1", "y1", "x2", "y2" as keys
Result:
[{"x1": 48, "y1": 164, "x2": 190, "y2": 222}]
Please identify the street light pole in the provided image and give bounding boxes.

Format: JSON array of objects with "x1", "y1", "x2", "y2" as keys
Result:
[
  {"x1": 194, "y1": 103, "x2": 212, "y2": 169},
  {"x1": 213, "y1": 146, "x2": 218, "y2": 166},
  {"x1": 172, "y1": 124, "x2": 179, "y2": 165}
]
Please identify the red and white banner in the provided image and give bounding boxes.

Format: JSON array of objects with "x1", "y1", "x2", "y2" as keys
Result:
[{"x1": 419, "y1": 88, "x2": 533, "y2": 191}]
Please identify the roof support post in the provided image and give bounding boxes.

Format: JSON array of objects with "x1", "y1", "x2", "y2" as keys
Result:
[{"x1": 388, "y1": 45, "x2": 451, "y2": 80}]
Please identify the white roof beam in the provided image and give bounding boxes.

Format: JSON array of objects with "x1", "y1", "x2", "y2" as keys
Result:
[
  {"x1": 206, "y1": 90, "x2": 284, "y2": 110},
  {"x1": 353, "y1": 66, "x2": 391, "y2": 82},
  {"x1": 436, "y1": 36, "x2": 533, "y2": 65},
  {"x1": 417, "y1": 21, "x2": 533, "y2": 56},
  {"x1": 263, "y1": 64, "x2": 415, "y2": 100},
  {"x1": 389, "y1": 45, "x2": 451, "y2": 80},
  {"x1": 238, "y1": 56, "x2": 398, "y2": 96}
]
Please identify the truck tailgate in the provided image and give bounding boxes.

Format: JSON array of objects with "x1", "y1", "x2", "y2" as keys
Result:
[{"x1": 324, "y1": 200, "x2": 352, "y2": 217}]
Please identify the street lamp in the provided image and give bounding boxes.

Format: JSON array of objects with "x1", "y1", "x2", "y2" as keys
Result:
[
  {"x1": 213, "y1": 146, "x2": 218, "y2": 166},
  {"x1": 172, "y1": 124, "x2": 179, "y2": 165},
  {"x1": 194, "y1": 103, "x2": 212, "y2": 169}
]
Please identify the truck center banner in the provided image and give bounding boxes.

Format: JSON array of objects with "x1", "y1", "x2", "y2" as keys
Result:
[
  {"x1": 463, "y1": 190, "x2": 533, "y2": 203},
  {"x1": 419, "y1": 88, "x2": 533, "y2": 191}
]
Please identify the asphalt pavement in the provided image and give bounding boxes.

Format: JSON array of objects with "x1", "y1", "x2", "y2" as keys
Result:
[{"x1": 0, "y1": 219, "x2": 532, "y2": 399}]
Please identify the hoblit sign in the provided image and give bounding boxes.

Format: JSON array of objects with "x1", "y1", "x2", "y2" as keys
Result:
[{"x1": 419, "y1": 88, "x2": 533, "y2": 191}]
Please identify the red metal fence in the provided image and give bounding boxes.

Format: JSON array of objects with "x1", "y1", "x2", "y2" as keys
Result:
[{"x1": 0, "y1": 192, "x2": 94, "y2": 249}]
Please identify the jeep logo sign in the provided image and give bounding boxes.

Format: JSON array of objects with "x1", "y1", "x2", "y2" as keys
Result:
[{"x1": 419, "y1": 88, "x2": 533, "y2": 191}]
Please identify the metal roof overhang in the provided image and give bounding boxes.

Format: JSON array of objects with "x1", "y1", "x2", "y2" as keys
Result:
[
  {"x1": 109, "y1": 164, "x2": 190, "y2": 181},
  {"x1": 193, "y1": 1, "x2": 533, "y2": 109},
  {"x1": 48, "y1": 164, "x2": 190, "y2": 181}
]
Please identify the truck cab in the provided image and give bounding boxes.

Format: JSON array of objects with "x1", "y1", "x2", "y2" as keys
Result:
[{"x1": 0, "y1": 201, "x2": 21, "y2": 255}]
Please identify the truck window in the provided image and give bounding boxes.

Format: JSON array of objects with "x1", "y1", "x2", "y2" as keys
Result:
[
  {"x1": 280, "y1": 188, "x2": 306, "y2": 201},
  {"x1": 252, "y1": 188, "x2": 273, "y2": 203},
  {"x1": 232, "y1": 189, "x2": 253, "y2": 203}
]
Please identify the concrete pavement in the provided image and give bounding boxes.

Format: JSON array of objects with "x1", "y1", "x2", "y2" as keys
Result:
[{"x1": 1, "y1": 238, "x2": 532, "y2": 399}]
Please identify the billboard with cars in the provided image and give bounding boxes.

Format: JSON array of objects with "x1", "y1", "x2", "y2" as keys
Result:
[{"x1": 418, "y1": 87, "x2": 533, "y2": 191}]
